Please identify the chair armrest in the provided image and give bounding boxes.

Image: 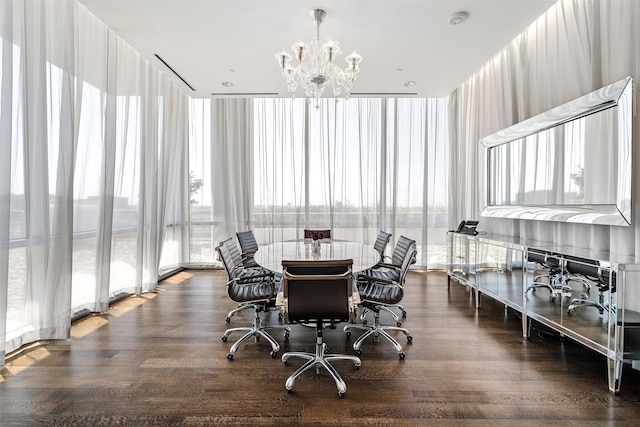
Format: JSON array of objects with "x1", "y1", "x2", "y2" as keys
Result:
[
  {"x1": 376, "y1": 262, "x2": 399, "y2": 270},
  {"x1": 357, "y1": 273, "x2": 397, "y2": 286},
  {"x1": 351, "y1": 291, "x2": 361, "y2": 306},
  {"x1": 275, "y1": 291, "x2": 285, "y2": 307},
  {"x1": 233, "y1": 274, "x2": 274, "y2": 287},
  {"x1": 237, "y1": 269, "x2": 273, "y2": 279}
]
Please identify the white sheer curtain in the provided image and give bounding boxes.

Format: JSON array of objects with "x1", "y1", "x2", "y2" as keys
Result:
[
  {"x1": 210, "y1": 98, "x2": 255, "y2": 247},
  {"x1": 0, "y1": 0, "x2": 77, "y2": 360},
  {"x1": 0, "y1": 0, "x2": 189, "y2": 363},
  {"x1": 250, "y1": 97, "x2": 449, "y2": 268},
  {"x1": 189, "y1": 97, "x2": 449, "y2": 268},
  {"x1": 384, "y1": 99, "x2": 449, "y2": 267},
  {"x1": 449, "y1": 0, "x2": 640, "y2": 258},
  {"x1": 253, "y1": 98, "x2": 306, "y2": 244}
]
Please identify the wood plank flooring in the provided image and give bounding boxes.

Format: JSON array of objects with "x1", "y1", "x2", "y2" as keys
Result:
[{"x1": 2, "y1": 269, "x2": 640, "y2": 426}]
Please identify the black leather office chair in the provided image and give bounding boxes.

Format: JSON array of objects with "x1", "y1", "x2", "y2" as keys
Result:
[
  {"x1": 373, "y1": 230, "x2": 392, "y2": 263},
  {"x1": 565, "y1": 256, "x2": 616, "y2": 315},
  {"x1": 236, "y1": 230, "x2": 260, "y2": 268},
  {"x1": 216, "y1": 240, "x2": 289, "y2": 359},
  {"x1": 217, "y1": 237, "x2": 274, "y2": 322},
  {"x1": 280, "y1": 259, "x2": 361, "y2": 398},
  {"x1": 344, "y1": 240, "x2": 416, "y2": 359},
  {"x1": 526, "y1": 249, "x2": 570, "y2": 301},
  {"x1": 356, "y1": 235, "x2": 415, "y2": 322}
]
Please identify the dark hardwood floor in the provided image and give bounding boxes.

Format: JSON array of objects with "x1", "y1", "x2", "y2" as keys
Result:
[{"x1": 2, "y1": 269, "x2": 640, "y2": 426}]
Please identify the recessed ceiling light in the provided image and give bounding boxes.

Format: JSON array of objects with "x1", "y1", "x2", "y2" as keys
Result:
[
  {"x1": 449, "y1": 11, "x2": 468, "y2": 25},
  {"x1": 221, "y1": 81, "x2": 234, "y2": 87},
  {"x1": 404, "y1": 81, "x2": 416, "y2": 87}
]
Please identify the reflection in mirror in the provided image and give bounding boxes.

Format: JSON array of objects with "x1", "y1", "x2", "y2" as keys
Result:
[
  {"x1": 480, "y1": 76, "x2": 632, "y2": 226},
  {"x1": 489, "y1": 107, "x2": 617, "y2": 206}
]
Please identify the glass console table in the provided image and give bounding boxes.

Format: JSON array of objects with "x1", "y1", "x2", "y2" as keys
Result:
[{"x1": 447, "y1": 232, "x2": 640, "y2": 395}]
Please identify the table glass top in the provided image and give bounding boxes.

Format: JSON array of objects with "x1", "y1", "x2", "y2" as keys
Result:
[{"x1": 254, "y1": 240, "x2": 379, "y2": 273}]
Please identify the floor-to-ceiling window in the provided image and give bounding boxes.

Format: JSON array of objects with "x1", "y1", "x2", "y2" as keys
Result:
[
  {"x1": 1, "y1": 0, "x2": 188, "y2": 363},
  {"x1": 187, "y1": 97, "x2": 449, "y2": 269}
]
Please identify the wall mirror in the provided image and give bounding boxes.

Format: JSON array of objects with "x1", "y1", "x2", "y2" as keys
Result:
[{"x1": 479, "y1": 76, "x2": 632, "y2": 226}]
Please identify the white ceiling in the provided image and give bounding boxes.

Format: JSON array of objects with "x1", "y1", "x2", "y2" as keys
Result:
[{"x1": 79, "y1": 0, "x2": 558, "y2": 99}]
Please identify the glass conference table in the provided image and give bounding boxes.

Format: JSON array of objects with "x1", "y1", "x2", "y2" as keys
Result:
[{"x1": 254, "y1": 240, "x2": 379, "y2": 273}]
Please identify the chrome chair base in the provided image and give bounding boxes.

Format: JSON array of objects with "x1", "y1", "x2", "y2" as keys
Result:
[
  {"x1": 526, "y1": 280, "x2": 573, "y2": 301},
  {"x1": 222, "y1": 305, "x2": 291, "y2": 359},
  {"x1": 565, "y1": 275, "x2": 592, "y2": 291},
  {"x1": 359, "y1": 305, "x2": 406, "y2": 326},
  {"x1": 282, "y1": 341, "x2": 361, "y2": 398},
  {"x1": 344, "y1": 308, "x2": 412, "y2": 359},
  {"x1": 225, "y1": 303, "x2": 254, "y2": 322},
  {"x1": 567, "y1": 297, "x2": 615, "y2": 315}
]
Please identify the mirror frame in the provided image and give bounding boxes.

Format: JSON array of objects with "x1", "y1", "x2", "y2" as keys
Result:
[{"x1": 479, "y1": 76, "x2": 632, "y2": 226}]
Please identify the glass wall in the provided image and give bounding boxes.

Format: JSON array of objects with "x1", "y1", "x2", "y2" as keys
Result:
[
  {"x1": 187, "y1": 97, "x2": 449, "y2": 269},
  {"x1": 1, "y1": 0, "x2": 188, "y2": 361}
]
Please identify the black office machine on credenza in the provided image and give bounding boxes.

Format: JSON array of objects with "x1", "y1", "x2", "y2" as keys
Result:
[{"x1": 454, "y1": 220, "x2": 479, "y2": 235}]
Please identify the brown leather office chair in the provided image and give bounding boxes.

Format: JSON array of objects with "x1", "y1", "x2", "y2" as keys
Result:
[
  {"x1": 280, "y1": 259, "x2": 361, "y2": 397},
  {"x1": 303, "y1": 229, "x2": 332, "y2": 240}
]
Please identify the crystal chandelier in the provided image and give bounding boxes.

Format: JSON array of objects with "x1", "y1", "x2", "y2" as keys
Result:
[{"x1": 275, "y1": 8, "x2": 362, "y2": 99}]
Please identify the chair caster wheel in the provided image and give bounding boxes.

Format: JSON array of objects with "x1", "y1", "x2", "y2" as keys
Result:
[
  {"x1": 338, "y1": 392, "x2": 345, "y2": 398},
  {"x1": 396, "y1": 322, "x2": 402, "y2": 327},
  {"x1": 567, "y1": 309, "x2": 574, "y2": 315},
  {"x1": 345, "y1": 331, "x2": 351, "y2": 337},
  {"x1": 284, "y1": 333, "x2": 290, "y2": 342},
  {"x1": 355, "y1": 349, "x2": 362, "y2": 356},
  {"x1": 283, "y1": 360, "x2": 289, "y2": 366},
  {"x1": 225, "y1": 317, "x2": 231, "y2": 323},
  {"x1": 270, "y1": 351, "x2": 278, "y2": 358},
  {"x1": 407, "y1": 335, "x2": 413, "y2": 342},
  {"x1": 362, "y1": 320, "x2": 368, "y2": 325},
  {"x1": 399, "y1": 352, "x2": 406, "y2": 360},
  {"x1": 402, "y1": 311, "x2": 407, "y2": 318},
  {"x1": 221, "y1": 336, "x2": 228, "y2": 342},
  {"x1": 355, "y1": 365, "x2": 360, "y2": 370},
  {"x1": 227, "y1": 353, "x2": 234, "y2": 360}
]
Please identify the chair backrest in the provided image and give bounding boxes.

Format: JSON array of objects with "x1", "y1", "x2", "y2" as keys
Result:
[
  {"x1": 526, "y1": 249, "x2": 546, "y2": 266},
  {"x1": 373, "y1": 230, "x2": 392, "y2": 260},
  {"x1": 236, "y1": 230, "x2": 259, "y2": 257},
  {"x1": 281, "y1": 259, "x2": 352, "y2": 324},
  {"x1": 565, "y1": 255, "x2": 600, "y2": 279},
  {"x1": 304, "y1": 229, "x2": 332, "y2": 240},
  {"x1": 215, "y1": 238, "x2": 237, "y2": 279},
  {"x1": 390, "y1": 235, "x2": 416, "y2": 267},
  {"x1": 223, "y1": 237, "x2": 244, "y2": 269},
  {"x1": 397, "y1": 241, "x2": 417, "y2": 286},
  {"x1": 527, "y1": 249, "x2": 561, "y2": 272},
  {"x1": 565, "y1": 255, "x2": 615, "y2": 289}
]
